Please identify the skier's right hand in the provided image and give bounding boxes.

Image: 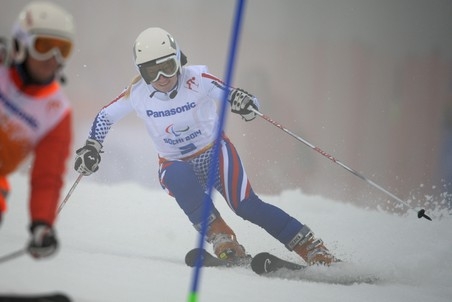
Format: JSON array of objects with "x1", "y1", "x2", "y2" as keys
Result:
[
  {"x1": 74, "y1": 138, "x2": 102, "y2": 176},
  {"x1": 28, "y1": 222, "x2": 58, "y2": 259}
]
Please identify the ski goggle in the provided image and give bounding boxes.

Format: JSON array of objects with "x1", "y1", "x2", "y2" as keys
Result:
[
  {"x1": 138, "y1": 55, "x2": 179, "y2": 84},
  {"x1": 27, "y1": 35, "x2": 73, "y2": 61}
]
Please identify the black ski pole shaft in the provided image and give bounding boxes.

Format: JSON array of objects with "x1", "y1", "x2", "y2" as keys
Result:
[
  {"x1": 251, "y1": 108, "x2": 431, "y2": 221},
  {"x1": 0, "y1": 248, "x2": 26, "y2": 264}
]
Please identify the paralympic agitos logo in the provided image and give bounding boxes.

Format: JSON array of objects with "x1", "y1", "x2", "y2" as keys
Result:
[
  {"x1": 165, "y1": 124, "x2": 190, "y2": 137},
  {"x1": 146, "y1": 102, "x2": 196, "y2": 118}
]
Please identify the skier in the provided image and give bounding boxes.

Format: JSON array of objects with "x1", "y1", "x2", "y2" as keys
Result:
[
  {"x1": 0, "y1": 1, "x2": 75, "y2": 259},
  {"x1": 74, "y1": 27, "x2": 338, "y2": 266}
]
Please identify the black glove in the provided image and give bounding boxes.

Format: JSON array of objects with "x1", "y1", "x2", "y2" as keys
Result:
[
  {"x1": 74, "y1": 138, "x2": 102, "y2": 176},
  {"x1": 28, "y1": 222, "x2": 58, "y2": 259},
  {"x1": 229, "y1": 88, "x2": 260, "y2": 121}
]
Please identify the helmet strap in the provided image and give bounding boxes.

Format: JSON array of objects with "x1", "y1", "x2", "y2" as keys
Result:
[
  {"x1": 180, "y1": 51, "x2": 188, "y2": 66},
  {"x1": 12, "y1": 39, "x2": 26, "y2": 64}
]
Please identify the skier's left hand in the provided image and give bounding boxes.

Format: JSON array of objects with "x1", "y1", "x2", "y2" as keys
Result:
[
  {"x1": 27, "y1": 222, "x2": 58, "y2": 259},
  {"x1": 229, "y1": 88, "x2": 260, "y2": 121}
]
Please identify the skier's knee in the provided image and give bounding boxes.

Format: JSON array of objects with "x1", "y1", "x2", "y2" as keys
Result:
[
  {"x1": 162, "y1": 161, "x2": 196, "y2": 193},
  {"x1": 235, "y1": 193, "x2": 261, "y2": 221},
  {"x1": 235, "y1": 195, "x2": 303, "y2": 245}
]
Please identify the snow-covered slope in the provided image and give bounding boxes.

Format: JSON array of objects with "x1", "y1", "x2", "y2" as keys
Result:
[{"x1": 0, "y1": 172, "x2": 451, "y2": 302}]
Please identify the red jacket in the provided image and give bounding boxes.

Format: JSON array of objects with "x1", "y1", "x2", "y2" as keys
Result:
[{"x1": 0, "y1": 66, "x2": 72, "y2": 226}]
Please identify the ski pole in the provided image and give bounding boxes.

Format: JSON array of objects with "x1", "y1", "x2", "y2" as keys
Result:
[
  {"x1": 0, "y1": 174, "x2": 84, "y2": 265},
  {"x1": 0, "y1": 248, "x2": 26, "y2": 264},
  {"x1": 58, "y1": 173, "x2": 83, "y2": 213},
  {"x1": 251, "y1": 108, "x2": 432, "y2": 221}
]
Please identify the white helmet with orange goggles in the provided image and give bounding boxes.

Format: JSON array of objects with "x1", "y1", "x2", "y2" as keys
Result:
[
  {"x1": 12, "y1": 1, "x2": 75, "y2": 63},
  {"x1": 133, "y1": 27, "x2": 182, "y2": 84}
]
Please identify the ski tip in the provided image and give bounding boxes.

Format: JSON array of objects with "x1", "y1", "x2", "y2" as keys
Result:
[
  {"x1": 51, "y1": 294, "x2": 72, "y2": 302},
  {"x1": 251, "y1": 252, "x2": 306, "y2": 275},
  {"x1": 250, "y1": 252, "x2": 272, "y2": 275},
  {"x1": 185, "y1": 248, "x2": 205, "y2": 267},
  {"x1": 0, "y1": 293, "x2": 71, "y2": 302}
]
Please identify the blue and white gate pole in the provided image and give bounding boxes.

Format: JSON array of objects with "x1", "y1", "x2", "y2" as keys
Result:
[{"x1": 187, "y1": 0, "x2": 246, "y2": 301}]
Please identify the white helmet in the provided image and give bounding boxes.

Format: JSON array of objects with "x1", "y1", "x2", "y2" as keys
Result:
[
  {"x1": 12, "y1": 1, "x2": 75, "y2": 63},
  {"x1": 133, "y1": 27, "x2": 186, "y2": 84}
]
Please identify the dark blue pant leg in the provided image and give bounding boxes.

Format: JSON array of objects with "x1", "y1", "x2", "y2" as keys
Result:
[
  {"x1": 160, "y1": 161, "x2": 212, "y2": 225},
  {"x1": 235, "y1": 191, "x2": 303, "y2": 247}
]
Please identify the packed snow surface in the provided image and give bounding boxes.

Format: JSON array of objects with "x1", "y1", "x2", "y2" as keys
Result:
[{"x1": 0, "y1": 173, "x2": 451, "y2": 302}]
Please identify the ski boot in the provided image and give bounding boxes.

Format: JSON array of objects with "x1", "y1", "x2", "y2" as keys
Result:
[
  {"x1": 288, "y1": 225, "x2": 339, "y2": 266},
  {"x1": 202, "y1": 215, "x2": 250, "y2": 265}
]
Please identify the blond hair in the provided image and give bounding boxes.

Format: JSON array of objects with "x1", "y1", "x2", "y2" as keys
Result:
[{"x1": 123, "y1": 74, "x2": 142, "y2": 98}]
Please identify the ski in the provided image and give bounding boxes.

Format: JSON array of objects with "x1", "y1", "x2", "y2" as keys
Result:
[
  {"x1": 251, "y1": 253, "x2": 381, "y2": 284},
  {"x1": 185, "y1": 248, "x2": 251, "y2": 268},
  {"x1": 251, "y1": 252, "x2": 306, "y2": 275},
  {"x1": 185, "y1": 248, "x2": 304, "y2": 274},
  {"x1": 0, "y1": 293, "x2": 71, "y2": 302},
  {"x1": 185, "y1": 249, "x2": 379, "y2": 284}
]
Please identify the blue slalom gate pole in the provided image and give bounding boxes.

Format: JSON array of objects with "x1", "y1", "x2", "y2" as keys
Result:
[{"x1": 188, "y1": 1, "x2": 246, "y2": 301}]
